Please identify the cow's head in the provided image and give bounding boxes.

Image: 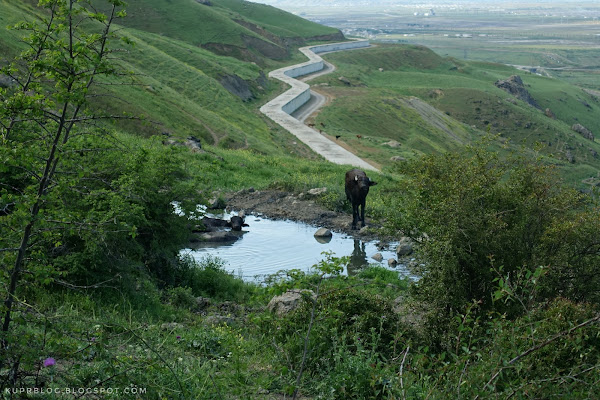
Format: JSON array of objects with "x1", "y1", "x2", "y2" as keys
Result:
[
  {"x1": 229, "y1": 215, "x2": 249, "y2": 231},
  {"x1": 354, "y1": 174, "x2": 377, "y2": 191}
]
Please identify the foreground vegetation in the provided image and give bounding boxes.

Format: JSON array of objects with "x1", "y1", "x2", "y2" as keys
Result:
[{"x1": 1, "y1": 1, "x2": 599, "y2": 399}]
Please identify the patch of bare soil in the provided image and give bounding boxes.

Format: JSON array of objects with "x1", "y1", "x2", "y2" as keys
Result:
[{"x1": 224, "y1": 189, "x2": 383, "y2": 240}]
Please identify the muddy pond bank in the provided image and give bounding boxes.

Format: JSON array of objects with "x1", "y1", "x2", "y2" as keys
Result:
[
  {"x1": 223, "y1": 188, "x2": 384, "y2": 240},
  {"x1": 183, "y1": 189, "x2": 415, "y2": 281}
]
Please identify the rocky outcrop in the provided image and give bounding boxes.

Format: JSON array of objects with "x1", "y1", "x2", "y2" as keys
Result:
[
  {"x1": 202, "y1": 42, "x2": 263, "y2": 64},
  {"x1": 565, "y1": 150, "x2": 575, "y2": 164},
  {"x1": 494, "y1": 75, "x2": 540, "y2": 109},
  {"x1": 384, "y1": 140, "x2": 402, "y2": 148},
  {"x1": 162, "y1": 135, "x2": 203, "y2": 153},
  {"x1": 220, "y1": 74, "x2": 254, "y2": 101},
  {"x1": 242, "y1": 34, "x2": 287, "y2": 60},
  {"x1": 338, "y1": 76, "x2": 351, "y2": 86},
  {"x1": 572, "y1": 123, "x2": 595, "y2": 141},
  {"x1": 267, "y1": 289, "x2": 316, "y2": 316},
  {"x1": 307, "y1": 187, "x2": 327, "y2": 197}
]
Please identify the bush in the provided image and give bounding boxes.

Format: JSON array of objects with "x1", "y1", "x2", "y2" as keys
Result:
[
  {"x1": 416, "y1": 299, "x2": 600, "y2": 399},
  {"x1": 268, "y1": 287, "x2": 404, "y2": 379},
  {"x1": 314, "y1": 334, "x2": 401, "y2": 399},
  {"x1": 166, "y1": 286, "x2": 197, "y2": 310},
  {"x1": 385, "y1": 143, "x2": 600, "y2": 347}
]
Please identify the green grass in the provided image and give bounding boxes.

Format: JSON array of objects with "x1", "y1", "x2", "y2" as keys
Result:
[
  {"x1": 109, "y1": 0, "x2": 267, "y2": 48},
  {"x1": 383, "y1": 33, "x2": 600, "y2": 90}
]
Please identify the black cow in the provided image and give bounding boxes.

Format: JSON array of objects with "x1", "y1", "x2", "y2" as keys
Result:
[
  {"x1": 196, "y1": 213, "x2": 248, "y2": 232},
  {"x1": 345, "y1": 169, "x2": 377, "y2": 230},
  {"x1": 229, "y1": 215, "x2": 249, "y2": 231}
]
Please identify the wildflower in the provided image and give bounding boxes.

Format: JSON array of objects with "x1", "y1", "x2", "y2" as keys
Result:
[
  {"x1": 43, "y1": 358, "x2": 56, "y2": 367},
  {"x1": 176, "y1": 335, "x2": 181, "y2": 340}
]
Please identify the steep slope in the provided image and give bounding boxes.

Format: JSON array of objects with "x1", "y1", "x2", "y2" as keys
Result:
[
  {"x1": 0, "y1": 0, "x2": 343, "y2": 156},
  {"x1": 112, "y1": 0, "x2": 342, "y2": 64}
]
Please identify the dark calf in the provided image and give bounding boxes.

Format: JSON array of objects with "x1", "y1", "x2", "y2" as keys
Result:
[
  {"x1": 196, "y1": 214, "x2": 248, "y2": 232},
  {"x1": 229, "y1": 215, "x2": 249, "y2": 231},
  {"x1": 345, "y1": 169, "x2": 377, "y2": 230}
]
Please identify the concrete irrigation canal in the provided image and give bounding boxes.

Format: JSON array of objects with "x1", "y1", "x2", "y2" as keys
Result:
[{"x1": 259, "y1": 40, "x2": 379, "y2": 172}]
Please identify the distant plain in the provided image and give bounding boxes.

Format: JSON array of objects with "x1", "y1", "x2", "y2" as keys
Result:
[{"x1": 265, "y1": 1, "x2": 600, "y2": 91}]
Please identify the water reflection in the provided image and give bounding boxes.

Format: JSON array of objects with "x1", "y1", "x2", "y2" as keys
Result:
[
  {"x1": 348, "y1": 239, "x2": 368, "y2": 276},
  {"x1": 314, "y1": 235, "x2": 332, "y2": 244},
  {"x1": 183, "y1": 212, "x2": 411, "y2": 281}
]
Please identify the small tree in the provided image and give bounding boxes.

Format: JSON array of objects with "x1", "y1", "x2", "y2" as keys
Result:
[{"x1": 0, "y1": 0, "x2": 127, "y2": 378}]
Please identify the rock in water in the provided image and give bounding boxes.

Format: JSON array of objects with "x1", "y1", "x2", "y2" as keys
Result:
[
  {"x1": 314, "y1": 228, "x2": 332, "y2": 238},
  {"x1": 372, "y1": 253, "x2": 384, "y2": 262},
  {"x1": 396, "y1": 237, "x2": 414, "y2": 256}
]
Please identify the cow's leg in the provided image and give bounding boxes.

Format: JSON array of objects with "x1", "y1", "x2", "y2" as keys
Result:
[
  {"x1": 360, "y1": 200, "x2": 366, "y2": 227},
  {"x1": 352, "y1": 202, "x2": 359, "y2": 229}
]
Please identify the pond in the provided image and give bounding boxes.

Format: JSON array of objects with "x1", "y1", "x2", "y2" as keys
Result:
[{"x1": 181, "y1": 211, "x2": 415, "y2": 282}]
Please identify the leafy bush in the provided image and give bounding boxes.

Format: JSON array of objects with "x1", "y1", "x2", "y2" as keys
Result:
[
  {"x1": 268, "y1": 287, "x2": 404, "y2": 378},
  {"x1": 412, "y1": 299, "x2": 600, "y2": 399},
  {"x1": 385, "y1": 143, "x2": 600, "y2": 347},
  {"x1": 314, "y1": 333, "x2": 401, "y2": 399},
  {"x1": 166, "y1": 286, "x2": 197, "y2": 310}
]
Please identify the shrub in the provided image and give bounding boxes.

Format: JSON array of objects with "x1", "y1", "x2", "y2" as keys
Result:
[
  {"x1": 166, "y1": 286, "x2": 197, "y2": 310},
  {"x1": 314, "y1": 333, "x2": 401, "y2": 399},
  {"x1": 269, "y1": 287, "x2": 404, "y2": 378},
  {"x1": 421, "y1": 299, "x2": 600, "y2": 399},
  {"x1": 385, "y1": 143, "x2": 600, "y2": 347}
]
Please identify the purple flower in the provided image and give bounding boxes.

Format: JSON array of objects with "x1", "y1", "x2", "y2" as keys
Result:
[
  {"x1": 43, "y1": 358, "x2": 56, "y2": 368},
  {"x1": 176, "y1": 336, "x2": 181, "y2": 340}
]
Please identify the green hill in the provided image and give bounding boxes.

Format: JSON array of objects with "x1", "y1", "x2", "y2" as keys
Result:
[
  {"x1": 106, "y1": 0, "x2": 341, "y2": 63},
  {"x1": 0, "y1": 0, "x2": 342, "y2": 156},
  {"x1": 3, "y1": 2, "x2": 599, "y2": 186},
  {"x1": 312, "y1": 44, "x2": 600, "y2": 186}
]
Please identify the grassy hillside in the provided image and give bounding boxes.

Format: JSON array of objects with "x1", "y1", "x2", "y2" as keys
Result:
[
  {"x1": 313, "y1": 44, "x2": 600, "y2": 186},
  {"x1": 111, "y1": 0, "x2": 341, "y2": 64},
  {"x1": 0, "y1": 0, "x2": 343, "y2": 156}
]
